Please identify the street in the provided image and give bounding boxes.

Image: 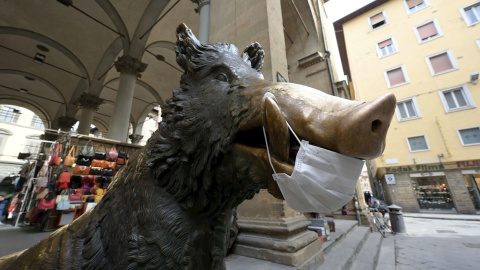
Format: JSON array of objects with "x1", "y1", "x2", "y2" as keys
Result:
[{"x1": 395, "y1": 215, "x2": 480, "y2": 270}]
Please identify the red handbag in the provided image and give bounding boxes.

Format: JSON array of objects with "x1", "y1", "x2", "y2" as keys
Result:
[
  {"x1": 106, "y1": 145, "x2": 118, "y2": 161},
  {"x1": 56, "y1": 171, "x2": 71, "y2": 189},
  {"x1": 38, "y1": 198, "x2": 55, "y2": 209},
  {"x1": 49, "y1": 143, "x2": 62, "y2": 166},
  {"x1": 69, "y1": 189, "x2": 83, "y2": 203}
]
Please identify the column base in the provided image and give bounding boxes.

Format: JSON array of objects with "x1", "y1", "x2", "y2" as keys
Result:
[{"x1": 231, "y1": 216, "x2": 324, "y2": 269}]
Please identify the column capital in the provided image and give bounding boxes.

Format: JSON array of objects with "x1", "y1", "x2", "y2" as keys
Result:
[
  {"x1": 78, "y1": 93, "x2": 104, "y2": 111},
  {"x1": 191, "y1": 0, "x2": 210, "y2": 13},
  {"x1": 57, "y1": 116, "x2": 77, "y2": 131},
  {"x1": 129, "y1": 134, "x2": 144, "y2": 144},
  {"x1": 114, "y1": 55, "x2": 147, "y2": 77}
]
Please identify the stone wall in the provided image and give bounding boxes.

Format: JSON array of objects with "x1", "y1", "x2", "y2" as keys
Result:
[
  {"x1": 385, "y1": 173, "x2": 420, "y2": 213},
  {"x1": 445, "y1": 170, "x2": 476, "y2": 214}
]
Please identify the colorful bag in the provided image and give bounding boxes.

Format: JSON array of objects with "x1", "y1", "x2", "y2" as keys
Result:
[
  {"x1": 73, "y1": 166, "x2": 90, "y2": 175},
  {"x1": 63, "y1": 145, "x2": 76, "y2": 167},
  {"x1": 69, "y1": 189, "x2": 83, "y2": 203},
  {"x1": 116, "y1": 158, "x2": 126, "y2": 165},
  {"x1": 82, "y1": 176, "x2": 95, "y2": 188},
  {"x1": 56, "y1": 190, "x2": 71, "y2": 210},
  {"x1": 91, "y1": 159, "x2": 106, "y2": 167},
  {"x1": 38, "y1": 192, "x2": 56, "y2": 209},
  {"x1": 57, "y1": 171, "x2": 71, "y2": 189},
  {"x1": 103, "y1": 161, "x2": 116, "y2": 169},
  {"x1": 106, "y1": 145, "x2": 118, "y2": 161},
  {"x1": 49, "y1": 143, "x2": 62, "y2": 166},
  {"x1": 80, "y1": 140, "x2": 95, "y2": 157}
]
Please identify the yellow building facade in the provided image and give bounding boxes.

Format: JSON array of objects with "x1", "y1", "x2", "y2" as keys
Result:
[{"x1": 335, "y1": 0, "x2": 480, "y2": 214}]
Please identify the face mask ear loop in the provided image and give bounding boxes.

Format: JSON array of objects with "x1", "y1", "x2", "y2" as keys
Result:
[
  {"x1": 285, "y1": 121, "x2": 305, "y2": 150},
  {"x1": 262, "y1": 127, "x2": 277, "y2": 175}
]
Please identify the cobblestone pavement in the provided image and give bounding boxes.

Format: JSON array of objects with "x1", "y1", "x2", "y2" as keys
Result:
[{"x1": 395, "y1": 216, "x2": 480, "y2": 270}]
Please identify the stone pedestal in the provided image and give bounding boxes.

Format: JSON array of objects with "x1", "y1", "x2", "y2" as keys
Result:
[{"x1": 232, "y1": 190, "x2": 323, "y2": 269}]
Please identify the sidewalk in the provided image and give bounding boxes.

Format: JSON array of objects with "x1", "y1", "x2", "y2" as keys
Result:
[{"x1": 402, "y1": 212, "x2": 480, "y2": 221}]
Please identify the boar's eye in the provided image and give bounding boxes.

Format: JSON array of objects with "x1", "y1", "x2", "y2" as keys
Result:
[{"x1": 216, "y1": 74, "x2": 228, "y2": 82}]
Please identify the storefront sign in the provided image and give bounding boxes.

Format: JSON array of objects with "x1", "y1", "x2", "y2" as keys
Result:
[
  {"x1": 457, "y1": 160, "x2": 480, "y2": 168},
  {"x1": 385, "y1": 174, "x2": 395, "y2": 184},
  {"x1": 385, "y1": 164, "x2": 445, "y2": 173}
]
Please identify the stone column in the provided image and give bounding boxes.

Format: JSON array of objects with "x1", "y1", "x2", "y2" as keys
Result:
[
  {"x1": 191, "y1": 0, "x2": 211, "y2": 44},
  {"x1": 78, "y1": 93, "x2": 104, "y2": 135},
  {"x1": 108, "y1": 55, "x2": 147, "y2": 142},
  {"x1": 57, "y1": 116, "x2": 77, "y2": 132}
]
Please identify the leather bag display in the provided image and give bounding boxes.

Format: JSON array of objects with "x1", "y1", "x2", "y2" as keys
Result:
[
  {"x1": 76, "y1": 156, "x2": 93, "y2": 166},
  {"x1": 49, "y1": 143, "x2": 62, "y2": 166},
  {"x1": 70, "y1": 175, "x2": 82, "y2": 189},
  {"x1": 101, "y1": 169, "x2": 114, "y2": 177},
  {"x1": 103, "y1": 161, "x2": 116, "y2": 169},
  {"x1": 116, "y1": 158, "x2": 126, "y2": 165},
  {"x1": 91, "y1": 159, "x2": 106, "y2": 168},
  {"x1": 69, "y1": 189, "x2": 83, "y2": 203},
  {"x1": 73, "y1": 165, "x2": 90, "y2": 176},
  {"x1": 63, "y1": 145, "x2": 76, "y2": 167}
]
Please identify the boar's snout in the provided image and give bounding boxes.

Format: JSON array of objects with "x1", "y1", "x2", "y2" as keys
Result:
[{"x1": 337, "y1": 93, "x2": 396, "y2": 159}]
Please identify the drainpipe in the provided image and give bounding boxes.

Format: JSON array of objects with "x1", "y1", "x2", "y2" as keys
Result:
[{"x1": 317, "y1": 4, "x2": 338, "y2": 97}]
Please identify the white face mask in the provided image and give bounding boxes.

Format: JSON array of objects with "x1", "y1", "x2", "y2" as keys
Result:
[{"x1": 263, "y1": 122, "x2": 365, "y2": 213}]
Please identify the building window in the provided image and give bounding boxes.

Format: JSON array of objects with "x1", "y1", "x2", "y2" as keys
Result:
[
  {"x1": 476, "y1": 38, "x2": 480, "y2": 50},
  {"x1": 0, "y1": 106, "x2": 20, "y2": 124},
  {"x1": 438, "y1": 85, "x2": 475, "y2": 112},
  {"x1": 414, "y1": 20, "x2": 442, "y2": 43},
  {"x1": 384, "y1": 65, "x2": 409, "y2": 88},
  {"x1": 30, "y1": 115, "x2": 45, "y2": 130},
  {"x1": 426, "y1": 50, "x2": 457, "y2": 76},
  {"x1": 369, "y1": 11, "x2": 388, "y2": 30},
  {"x1": 461, "y1": 1, "x2": 480, "y2": 26},
  {"x1": 376, "y1": 37, "x2": 397, "y2": 57},
  {"x1": 407, "y1": 135, "x2": 429, "y2": 152},
  {"x1": 396, "y1": 98, "x2": 420, "y2": 121},
  {"x1": 404, "y1": 0, "x2": 428, "y2": 14},
  {"x1": 458, "y1": 127, "x2": 480, "y2": 145}
]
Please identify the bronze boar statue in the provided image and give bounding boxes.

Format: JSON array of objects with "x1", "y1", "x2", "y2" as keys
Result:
[{"x1": 0, "y1": 24, "x2": 396, "y2": 270}]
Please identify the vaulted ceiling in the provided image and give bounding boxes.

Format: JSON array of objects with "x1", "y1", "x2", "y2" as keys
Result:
[{"x1": 0, "y1": 0, "x2": 199, "y2": 133}]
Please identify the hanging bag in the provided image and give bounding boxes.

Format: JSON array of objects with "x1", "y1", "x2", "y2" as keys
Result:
[
  {"x1": 38, "y1": 192, "x2": 56, "y2": 209},
  {"x1": 63, "y1": 145, "x2": 76, "y2": 167},
  {"x1": 69, "y1": 189, "x2": 83, "y2": 203},
  {"x1": 56, "y1": 171, "x2": 71, "y2": 189},
  {"x1": 80, "y1": 140, "x2": 95, "y2": 158},
  {"x1": 56, "y1": 189, "x2": 71, "y2": 210},
  {"x1": 49, "y1": 143, "x2": 62, "y2": 166},
  {"x1": 103, "y1": 161, "x2": 116, "y2": 169},
  {"x1": 106, "y1": 144, "x2": 119, "y2": 161},
  {"x1": 94, "y1": 143, "x2": 107, "y2": 160}
]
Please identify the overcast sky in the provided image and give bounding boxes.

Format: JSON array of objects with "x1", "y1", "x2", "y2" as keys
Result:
[{"x1": 324, "y1": 0, "x2": 374, "y2": 22}]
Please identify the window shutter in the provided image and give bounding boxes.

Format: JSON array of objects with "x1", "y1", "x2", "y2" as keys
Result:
[
  {"x1": 417, "y1": 22, "x2": 437, "y2": 40},
  {"x1": 407, "y1": 0, "x2": 424, "y2": 9},
  {"x1": 387, "y1": 68, "x2": 406, "y2": 86},
  {"x1": 430, "y1": 53, "x2": 453, "y2": 74},
  {"x1": 378, "y1": 38, "x2": 393, "y2": 49},
  {"x1": 370, "y1": 13, "x2": 385, "y2": 25}
]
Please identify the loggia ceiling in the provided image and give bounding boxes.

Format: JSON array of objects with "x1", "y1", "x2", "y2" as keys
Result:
[{"x1": 0, "y1": 0, "x2": 199, "y2": 133}]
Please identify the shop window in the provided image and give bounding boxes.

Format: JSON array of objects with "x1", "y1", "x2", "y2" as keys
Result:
[
  {"x1": 438, "y1": 85, "x2": 475, "y2": 113},
  {"x1": 412, "y1": 176, "x2": 455, "y2": 211},
  {"x1": 376, "y1": 37, "x2": 397, "y2": 57},
  {"x1": 404, "y1": 0, "x2": 428, "y2": 14},
  {"x1": 369, "y1": 11, "x2": 388, "y2": 30},
  {"x1": 426, "y1": 50, "x2": 457, "y2": 76},
  {"x1": 396, "y1": 97, "x2": 420, "y2": 121},
  {"x1": 463, "y1": 174, "x2": 480, "y2": 210},
  {"x1": 414, "y1": 20, "x2": 442, "y2": 43},
  {"x1": 458, "y1": 127, "x2": 480, "y2": 146},
  {"x1": 384, "y1": 65, "x2": 409, "y2": 88},
  {"x1": 0, "y1": 106, "x2": 20, "y2": 124},
  {"x1": 461, "y1": 1, "x2": 480, "y2": 26},
  {"x1": 407, "y1": 135, "x2": 429, "y2": 152}
]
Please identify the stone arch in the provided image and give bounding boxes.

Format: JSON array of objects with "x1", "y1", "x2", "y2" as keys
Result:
[
  {"x1": 0, "y1": 69, "x2": 68, "y2": 113},
  {"x1": 0, "y1": 95, "x2": 52, "y2": 128}
]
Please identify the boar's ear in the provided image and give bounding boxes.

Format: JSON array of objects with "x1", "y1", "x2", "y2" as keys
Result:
[
  {"x1": 243, "y1": 42, "x2": 264, "y2": 72},
  {"x1": 175, "y1": 23, "x2": 203, "y2": 72}
]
